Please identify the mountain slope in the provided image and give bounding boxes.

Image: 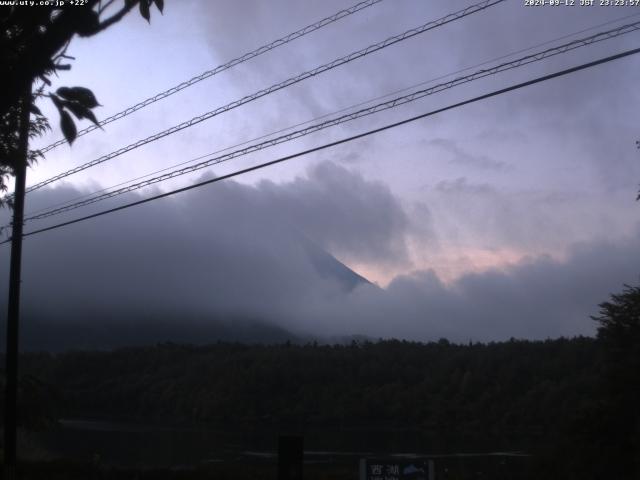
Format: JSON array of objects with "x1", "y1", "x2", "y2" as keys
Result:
[{"x1": 10, "y1": 243, "x2": 371, "y2": 351}]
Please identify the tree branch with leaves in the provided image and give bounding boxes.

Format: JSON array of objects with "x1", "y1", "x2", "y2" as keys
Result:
[{"x1": 0, "y1": 0, "x2": 164, "y2": 200}]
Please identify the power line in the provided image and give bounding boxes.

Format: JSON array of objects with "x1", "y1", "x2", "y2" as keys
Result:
[
  {"x1": 26, "y1": 11, "x2": 640, "y2": 219},
  {"x1": 37, "y1": 0, "x2": 385, "y2": 155},
  {"x1": 4, "y1": 45, "x2": 638, "y2": 245},
  {"x1": 22, "y1": 20, "x2": 640, "y2": 222},
  {"x1": 19, "y1": 0, "x2": 505, "y2": 196},
  {"x1": 23, "y1": 19, "x2": 640, "y2": 220}
]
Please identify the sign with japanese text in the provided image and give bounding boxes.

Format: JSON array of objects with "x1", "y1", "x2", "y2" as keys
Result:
[{"x1": 359, "y1": 458, "x2": 435, "y2": 480}]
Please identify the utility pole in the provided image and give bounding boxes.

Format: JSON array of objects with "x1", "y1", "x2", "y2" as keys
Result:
[{"x1": 4, "y1": 84, "x2": 31, "y2": 479}]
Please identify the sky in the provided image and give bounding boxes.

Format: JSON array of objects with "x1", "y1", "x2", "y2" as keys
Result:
[{"x1": 1, "y1": 0, "x2": 640, "y2": 346}]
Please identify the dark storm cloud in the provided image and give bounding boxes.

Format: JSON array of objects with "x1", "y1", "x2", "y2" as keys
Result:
[
  {"x1": 259, "y1": 161, "x2": 410, "y2": 265},
  {"x1": 0, "y1": 162, "x2": 407, "y2": 345}
]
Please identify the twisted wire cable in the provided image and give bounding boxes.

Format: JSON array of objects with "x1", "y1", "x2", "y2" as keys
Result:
[
  {"x1": 26, "y1": 11, "x2": 640, "y2": 218},
  {"x1": 4, "y1": 45, "x2": 639, "y2": 244},
  {"x1": 24, "y1": 20, "x2": 640, "y2": 223},
  {"x1": 21, "y1": 0, "x2": 505, "y2": 196},
  {"x1": 38, "y1": 0, "x2": 385, "y2": 154}
]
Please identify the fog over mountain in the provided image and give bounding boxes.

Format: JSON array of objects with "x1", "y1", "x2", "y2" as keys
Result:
[{"x1": 1, "y1": 160, "x2": 638, "y2": 350}]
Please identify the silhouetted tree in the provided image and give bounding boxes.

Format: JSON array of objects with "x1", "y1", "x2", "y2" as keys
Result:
[
  {"x1": 591, "y1": 283, "x2": 640, "y2": 478},
  {"x1": 0, "y1": 0, "x2": 164, "y2": 198}
]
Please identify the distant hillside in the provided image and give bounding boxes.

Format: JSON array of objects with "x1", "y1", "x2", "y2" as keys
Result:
[
  {"x1": 17, "y1": 315, "x2": 301, "y2": 352},
  {"x1": 9, "y1": 241, "x2": 370, "y2": 351}
]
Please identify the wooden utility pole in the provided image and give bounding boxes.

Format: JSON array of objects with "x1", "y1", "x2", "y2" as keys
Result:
[{"x1": 4, "y1": 84, "x2": 31, "y2": 479}]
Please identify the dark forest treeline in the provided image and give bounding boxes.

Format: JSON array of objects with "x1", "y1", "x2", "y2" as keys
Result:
[
  {"x1": 17, "y1": 338, "x2": 598, "y2": 441},
  {"x1": 8, "y1": 276, "x2": 640, "y2": 480},
  {"x1": 4, "y1": 326, "x2": 640, "y2": 479}
]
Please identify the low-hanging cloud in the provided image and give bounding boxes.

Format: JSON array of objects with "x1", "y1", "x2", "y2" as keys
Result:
[
  {"x1": 0, "y1": 160, "x2": 638, "y2": 350},
  {"x1": 0, "y1": 162, "x2": 407, "y2": 348},
  {"x1": 260, "y1": 161, "x2": 410, "y2": 265},
  {"x1": 297, "y1": 230, "x2": 640, "y2": 342}
]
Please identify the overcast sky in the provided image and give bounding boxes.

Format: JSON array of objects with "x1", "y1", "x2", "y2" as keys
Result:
[{"x1": 2, "y1": 0, "x2": 640, "y2": 345}]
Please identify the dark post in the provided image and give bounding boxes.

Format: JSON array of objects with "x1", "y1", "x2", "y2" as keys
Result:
[
  {"x1": 278, "y1": 435, "x2": 304, "y2": 480},
  {"x1": 4, "y1": 84, "x2": 31, "y2": 478}
]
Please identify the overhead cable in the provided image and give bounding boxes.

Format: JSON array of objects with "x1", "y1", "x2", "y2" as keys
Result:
[
  {"x1": 4, "y1": 45, "x2": 638, "y2": 244},
  {"x1": 37, "y1": 0, "x2": 386, "y2": 154},
  {"x1": 23, "y1": 21, "x2": 640, "y2": 222},
  {"x1": 20, "y1": 0, "x2": 505, "y2": 196},
  {"x1": 26, "y1": 11, "x2": 640, "y2": 218}
]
